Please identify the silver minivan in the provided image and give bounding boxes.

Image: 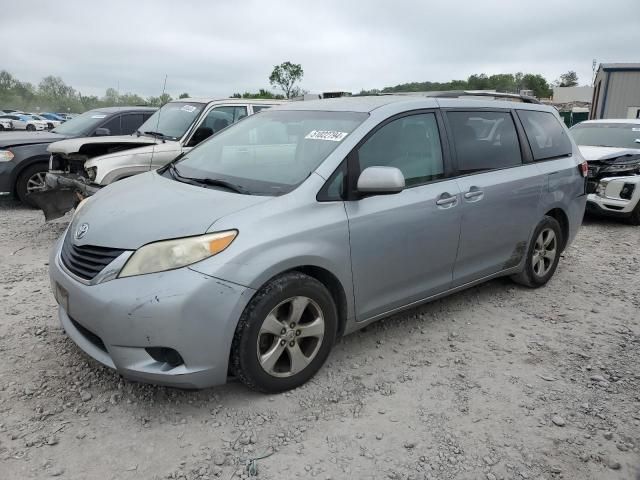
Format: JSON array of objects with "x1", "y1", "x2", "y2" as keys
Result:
[{"x1": 49, "y1": 95, "x2": 588, "y2": 392}]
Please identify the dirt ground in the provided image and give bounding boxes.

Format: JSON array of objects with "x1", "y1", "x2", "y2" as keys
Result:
[{"x1": 0, "y1": 196, "x2": 639, "y2": 480}]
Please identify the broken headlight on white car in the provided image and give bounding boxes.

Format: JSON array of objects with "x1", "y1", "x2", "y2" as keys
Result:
[{"x1": 86, "y1": 166, "x2": 97, "y2": 181}]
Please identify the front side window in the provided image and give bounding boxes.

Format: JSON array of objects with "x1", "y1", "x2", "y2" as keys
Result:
[
  {"x1": 171, "y1": 110, "x2": 367, "y2": 196},
  {"x1": 100, "y1": 116, "x2": 122, "y2": 136},
  {"x1": 357, "y1": 113, "x2": 444, "y2": 187},
  {"x1": 120, "y1": 114, "x2": 144, "y2": 135},
  {"x1": 518, "y1": 110, "x2": 572, "y2": 160},
  {"x1": 137, "y1": 102, "x2": 205, "y2": 140},
  {"x1": 187, "y1": 106, "x2": 249, "y2": 147},
  {"x1": 570, "y1": 122, "x2": 640, "y2": 150},
  {"x1": 447, "y1": 111, "x2": 522, "y2": 174}
]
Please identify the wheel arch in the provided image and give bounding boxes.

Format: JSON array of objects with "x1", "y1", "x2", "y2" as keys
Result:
[{"x1": 544, "y1": 207, "x2": 570, "y2": 252}]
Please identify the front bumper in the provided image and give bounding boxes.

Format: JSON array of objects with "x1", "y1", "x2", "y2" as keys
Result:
[
  {"x1": 0, "y1": 160, "x2": 17, "y2": 195},
  {"x1": 49, "y1": 235, "x2": 254, "y2": 389},
  {"x1": 585, "y1": 175, "x2": 640, "y2": 217}
]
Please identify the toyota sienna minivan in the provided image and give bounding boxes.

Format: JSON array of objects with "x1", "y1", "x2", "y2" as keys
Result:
[{"x1": 49, "y1": 94, "x2": 588, "y2": 392}]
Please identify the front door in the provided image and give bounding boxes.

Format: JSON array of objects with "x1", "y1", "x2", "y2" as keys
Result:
[{"x1": 345, "y1": 112, "x2": 462, "y2": 321}]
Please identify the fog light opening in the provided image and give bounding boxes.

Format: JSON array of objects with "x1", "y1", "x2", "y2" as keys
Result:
[
  {"x1": 620, "y1": 183, "x2": 635, "y2": 201},
  {"x1": 145, "y1": 347, "x2": 184, "y2": 368}
]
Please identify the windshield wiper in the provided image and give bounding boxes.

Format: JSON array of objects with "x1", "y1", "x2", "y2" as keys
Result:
[{"x1": 168, "y1": 164, "x2": 248, "y2": 194}]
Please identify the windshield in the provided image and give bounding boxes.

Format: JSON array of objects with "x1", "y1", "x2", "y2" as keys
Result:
[
  {"x1": 571, "y1": 123, "x2": 640, "y2": 149},
  {"x1": 170, "y1": 110, "x2": 368, "y2": 196},
  {"x1": 137, "y1": 102, "x2": 205, "y2": 140},
  {"x1": 51, "y1": 110, "x2": 111, "y2": 136}
]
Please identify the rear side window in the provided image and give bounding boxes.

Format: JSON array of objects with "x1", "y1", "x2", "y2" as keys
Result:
[
  {"x1": 517, "y1": 110, "x2": 572, "y2": 160},
  {"x1": 447, "y1": 111, "x2": 522, "y2": 174},
  {"x1": 357, "y1": 113, "x2": 444, "y2": 187},
  {"x1": 120, "y1": 114, "x2": 144, "y2": 135}
]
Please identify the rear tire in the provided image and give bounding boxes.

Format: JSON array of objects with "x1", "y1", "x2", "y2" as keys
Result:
[
  {"x1": 26, "y1": 124, "x2": 35, "y2": 131},
  {"x1": 16, "y1": 163, "x2": 49, "y2": 207},
  {"x1": 511, "y1": 216, "x2": 563, "y2": 288},
  {"x1": 0, "y1": 124, "x2": 4, "y2": 131},
  {"x1": 230, "y1": 272, "x2": 337, "y2": 393}
]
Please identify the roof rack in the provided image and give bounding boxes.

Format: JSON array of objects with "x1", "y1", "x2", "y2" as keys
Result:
[{"x1": 381, "y1": 90, "x2": 541, "y2": 104}]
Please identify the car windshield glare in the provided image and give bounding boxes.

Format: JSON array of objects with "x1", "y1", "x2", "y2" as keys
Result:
[
  {"x1": 137, "y1": 102, "x2": 205, "y2": 139},
  {"x1": 571, "y1": 123, "x2": 640, "y2": 149},
  {"x1": 52, "y1": 110, "x2": 111, "y2": 136},
  {"x1": 172, "y1": 110, "x2": 368, "y2": 196}
]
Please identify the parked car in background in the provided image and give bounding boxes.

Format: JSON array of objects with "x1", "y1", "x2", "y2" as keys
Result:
[
  {"x1": 40, "y1": 112, "x2": 67, "y2": 126},
  {"x1": 29, "y1": 114, "x2": 62, "y2": 130},
  {"x1": 0, "y1": 106, "x2": 155, "y2": 206},
  {"x1": 40, "y1": 98, "x2": 284, "y2": 219},
  {"x1": 49, "y1": 95, "x2": 587, "y2": 392},
  {"x1": 570, "y1": 119, "x2": 640, "y2": 224},
  {"x1": 0, "y1": 118, "x2": 13, "y2": 131},
  {"x1": 0, "y1": 113, "x2": 48, "y2": 131}
]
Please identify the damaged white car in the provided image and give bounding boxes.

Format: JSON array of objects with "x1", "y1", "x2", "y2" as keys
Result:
[
  {"x1": 37, "y1": 98, "x2": 284, "y2": 219},
  {"x1": 570, "y1": 119, "x2": 640, "y2": 224}
]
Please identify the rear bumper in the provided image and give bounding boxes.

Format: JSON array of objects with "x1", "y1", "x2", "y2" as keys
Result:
[{"x1": 49, "y1": 235, "x2": 254, "y2": 389}]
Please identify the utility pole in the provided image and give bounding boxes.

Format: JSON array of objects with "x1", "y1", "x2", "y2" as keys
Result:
[{"x1": 592, "y1": 59, "x2": 597, "y2": 86}]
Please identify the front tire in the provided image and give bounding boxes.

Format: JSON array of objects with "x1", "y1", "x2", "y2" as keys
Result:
[
  {"x1": 16, "y1": 163, "x2": 49, "y2": 206},
  {"x1": 26, "y1": 124, "x2": 35, "y2": 131},
  {"x1": 629, "y1": 200, "x2": 640, "y2": 226},
  {"x1": 511, "y1": 216, "x2": 563, "y2": 288},
  {"x1": 231, "y1": 272, "x2": 337, "y2": 393}
]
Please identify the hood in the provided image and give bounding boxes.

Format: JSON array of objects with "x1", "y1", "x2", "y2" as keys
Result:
[
  {"x1": 578, "y1": 145, "x2": 640, "y2": 162},
  {"x1": 70, "y1": 171, "x2": 272, "y2": 250},
  {"x1": 0, "y1": 130, "x2": 67, "y2": 148},
  {"x1": 48, "y1": 134, "x2": 158, "y2": 154}
]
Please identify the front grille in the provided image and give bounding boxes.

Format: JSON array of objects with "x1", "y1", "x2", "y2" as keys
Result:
[{"x1": 61, "y1": 232, "x2": 125, "y2": 281}]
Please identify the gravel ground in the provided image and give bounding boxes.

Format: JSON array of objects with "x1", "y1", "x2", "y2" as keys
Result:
[{"x1": 1, "y1": 196, "x2": 639, "y2": 480}]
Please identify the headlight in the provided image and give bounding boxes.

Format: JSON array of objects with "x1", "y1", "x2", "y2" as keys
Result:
[
  {"x1": 86, "y1": 166, "x2": 97, "y2": 181},
  {"x1": 118, "y1": 230, "x2": 237, "y2": 278},
  {"x1": 0, "y1": 150, "x2": 14, "y2": 162},
  {"x1": 596, "y1": 180, "x2": 609, "y2": 197}
]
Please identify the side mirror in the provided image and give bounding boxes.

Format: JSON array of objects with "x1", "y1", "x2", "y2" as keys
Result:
[
  {"x1": 94, "y1": 128, "x2": 111, "y2": 136},
  {"x1": 357, "y1": 166, "x2": 405, "y2": 194}
]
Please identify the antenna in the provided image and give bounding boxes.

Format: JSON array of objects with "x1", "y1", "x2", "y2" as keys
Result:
[{"x1": 149, "y1": 74, "x2": 168, "y2": 171}]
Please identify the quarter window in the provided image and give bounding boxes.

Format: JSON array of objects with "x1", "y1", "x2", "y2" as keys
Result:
[
  {"x1": 517, "y1": 110, "x2": 572, "y2": 160},
  {"x1": 357, "y1": 113, "x2": 444, "y2": 187},
  {"x1": 447, "y1": 111, "x2": 522, "y2": 174}
]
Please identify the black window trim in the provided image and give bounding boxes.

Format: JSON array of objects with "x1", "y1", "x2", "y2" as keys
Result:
[
  {"x1": 318, "y1": 108, "x2": 454, "y2": 202},
  {"x1": 440, "y1": 107, "x2": 528, "y2": 179},
  {"x1": 515, "y1": 110, "x2": 573, "y2": 163}
]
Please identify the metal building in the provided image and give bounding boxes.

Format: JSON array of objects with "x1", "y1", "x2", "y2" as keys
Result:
[{"x1": 590, "y1": 63, "x2": 640, "y2": 119}]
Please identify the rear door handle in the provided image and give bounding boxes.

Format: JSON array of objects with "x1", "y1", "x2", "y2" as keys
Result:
[
  {"x1": 463, "y1": 186, "x2": 484, "y2": 201},
  {"x1": 435, "y1": 193, "x2": 458, "y2": 207}
]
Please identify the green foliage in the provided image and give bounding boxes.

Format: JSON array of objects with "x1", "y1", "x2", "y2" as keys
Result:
[
  {"x1": 269, "y1": 62, "x2": 304, "y2": 99},
  {"x1": 360, "y1": 71, "x2": 553, "y2": 99},
  {"x1": 178, "y1": 92, "x2": 190, "y2": 99},
  {"x1": 557, "y1": 71, "x2": 579, "y2": 87},
  {"x1": 0, "y1": 70, "x2": 175, "y2": 113},
  {"x1": 231, "y1": 89, "x2": 285, "y2": 100}
]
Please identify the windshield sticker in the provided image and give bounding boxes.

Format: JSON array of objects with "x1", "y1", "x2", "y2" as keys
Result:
[
  {"x1": 180, "y1": 105, "x2": 197, "y2": 113},
  {"x1": 91, "y1": 114, "x2": 107, "y2": 119},
  {"x1": 305, "y1": 130, "x2": 348, "y2": 142}
]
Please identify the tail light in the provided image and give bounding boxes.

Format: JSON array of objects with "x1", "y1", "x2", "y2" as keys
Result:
[{"x1": 579, "y1": 161, "x2": 588, "y2": 178}]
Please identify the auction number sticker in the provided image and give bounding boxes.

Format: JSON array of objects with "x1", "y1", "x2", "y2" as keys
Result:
[
  {"x1": 91, "y1": 114, "x2": 107, "y2": 119},
  {"x1": 180, "y1": 105, "x2": 197, "y2": 113},
  {"x1": 305, "y1": 130, "x2": 348, "y2": 142}
]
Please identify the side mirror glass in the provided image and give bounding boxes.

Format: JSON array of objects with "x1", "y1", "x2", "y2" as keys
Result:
[
  {"x1": 94, "y1": 127, "x2": 111, "y2": 136},
  {"x1": 357, "y1": 166, "x2": 405, "y2": 194}
]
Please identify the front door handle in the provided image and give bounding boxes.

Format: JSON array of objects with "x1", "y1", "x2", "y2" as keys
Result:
[{"x1": 435, "y1": 193, "x2": 458, "y2": 207}]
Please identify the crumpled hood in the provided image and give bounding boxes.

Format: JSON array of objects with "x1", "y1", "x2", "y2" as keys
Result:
[
  {"x1": 0, "y1": 131, "x2": 66, "y2": 148},
  {"x1": 48, "y1": 134, "x2": 158, "y2": 154},
  {"x1": 578, "y1": 145, "x2": 640, "y2": 162},
  {"x1": 70, "y1": 171, "x2": 271, "y2": 250}
]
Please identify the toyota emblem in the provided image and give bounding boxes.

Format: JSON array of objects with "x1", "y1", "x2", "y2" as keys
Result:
[{"x1": 75, "y1": 223, "x2": 89, "y2": 240}]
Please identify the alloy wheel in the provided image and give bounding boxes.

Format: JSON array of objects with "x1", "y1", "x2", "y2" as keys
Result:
[
  {"x1": 256, "y1": 296, "x2": 325, "y2": 378},
  {"x1": 532, "y1": 228, "x2": 557, "y2": 277},
  {"x1": 26, "y1": 172, "x2": 47, "y2": 193}
]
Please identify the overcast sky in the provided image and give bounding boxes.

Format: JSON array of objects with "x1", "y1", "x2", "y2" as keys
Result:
[{"x1": 1, "y1": 0, "x2": 639, "y2": 98}]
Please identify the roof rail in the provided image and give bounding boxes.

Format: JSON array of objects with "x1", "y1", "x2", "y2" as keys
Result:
[{"x1": 380, "y1": 90, "x2": 541, "y2": 104}]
